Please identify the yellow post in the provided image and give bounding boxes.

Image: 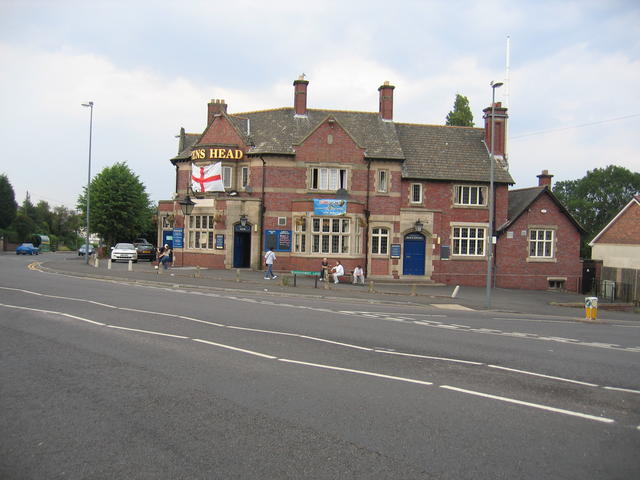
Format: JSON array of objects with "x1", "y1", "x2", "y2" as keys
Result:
[{"x1": 585, "y1": 297, "x2": 598, "y2": 320}]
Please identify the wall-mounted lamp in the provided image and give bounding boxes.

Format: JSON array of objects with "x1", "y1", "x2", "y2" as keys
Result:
[
  {"x1": 414, "y1": 219, "x2": 423, "y2": 232},
  {"x1": 179, "y1": 195, "x2": 196, "y2": 216},
  {"x1": 240, "y1": 214, "x2": 248, "y2": 227}
]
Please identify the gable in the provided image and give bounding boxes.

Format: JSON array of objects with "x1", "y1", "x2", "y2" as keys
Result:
[
  {"x1": 196, "y1": 115, "x2": 247, "y2": 151},
  {"x1": 293, "y1": 116, "x2": 366, "y2": 164},
  {"x1": 591, "y1": 197, "x2": 640, "y2": 245}
]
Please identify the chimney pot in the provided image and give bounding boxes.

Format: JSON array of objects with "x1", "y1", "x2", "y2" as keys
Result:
[{"x1": 537, "y1": 170, "x2": 554, "y2": 187}]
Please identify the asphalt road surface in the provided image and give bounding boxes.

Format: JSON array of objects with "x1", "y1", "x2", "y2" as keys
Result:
[{"x1": 1, "y1": 254, "x2": 639, "y2": 479}]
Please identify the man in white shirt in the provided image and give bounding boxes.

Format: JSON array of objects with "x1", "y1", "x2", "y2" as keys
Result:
[
  {"x1": 264, "y1": 248, "x2": 277, "y2": 279},
  {"x1": 331, "y1": 260, "x2": 344, "y2": 284},
  {"x1": 352, "y1": 265, "x2": 365, "y2": 285}
]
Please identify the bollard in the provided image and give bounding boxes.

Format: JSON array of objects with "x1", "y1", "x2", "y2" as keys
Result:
[
  {"x1": 451, "y1": 285, "x2": 460, "y2": 298},
  {"x1": 236, "y1": 268, "x2": 240, "y2": 283},
  {"x1": 128, "y1": 260, "x2": 133, "y2": 271},
  {"x1": 195, "y1": 265, "x2": 201, "y2": 278},
  {"x1": 94, "y1": 256, "x2": 99, "y2": 268},
  {"x1": 585, "y1": 297, "x2": 598, "y2": 320},
  {"x1": 324, "y1": 276, "x2": 330, "y2": 290},
  {"x1": 410, "y1": 284, "x2": 417, "y2": 296},
  {"x1": 368, "y1": 280, "x2": 375, "y2": 293},
  {"x1": 107, "y1": 259, "x2": 112, "y2": 270}
]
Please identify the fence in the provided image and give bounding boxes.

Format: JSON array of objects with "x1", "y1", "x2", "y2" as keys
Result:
[{"x1": 600, "y1": 266, "x2": 640, "y2": 304}]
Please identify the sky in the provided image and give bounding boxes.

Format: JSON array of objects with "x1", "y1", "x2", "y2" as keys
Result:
[{"x1": 1, "y1": 0, "x2": 639, "y2": 211}]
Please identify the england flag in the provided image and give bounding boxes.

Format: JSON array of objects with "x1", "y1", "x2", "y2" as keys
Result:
[{"x1": 191, "y1": 162, "x2": 224, "y2": 192}]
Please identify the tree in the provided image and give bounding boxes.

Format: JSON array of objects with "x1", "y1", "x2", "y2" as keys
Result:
[
  {"x1": 554, "y1": 165, "x2": 640, "y2": 256},
  {"x1": 13, "y1": 213, "x2": 37, "y2": 242},
  {"x1": 445, "y1": 94, "x2": 474, "y2": 127},
  {"x1": 77, "y1": 162, "x2": 153, "y2": 248},
  {"x1": 0, "y1": 174, "x2": 17, "y2": 229}
]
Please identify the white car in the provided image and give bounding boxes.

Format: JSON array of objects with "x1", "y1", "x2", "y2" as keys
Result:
[{"x1": 110, "y1": 243, "x2": 138, "y2": 263}]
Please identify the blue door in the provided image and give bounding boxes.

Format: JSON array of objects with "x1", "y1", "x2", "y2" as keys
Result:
[
  {"x1": 233, "y1": 224, "x2": 252, "y2": 268},
  {"x1": 403, "y1": 232, "x2": 425, "y2": 276}
]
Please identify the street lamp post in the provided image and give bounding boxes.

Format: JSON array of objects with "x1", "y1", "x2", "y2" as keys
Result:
[
  {"x1": 485, "y1": 81, "x2": 503, "y2": 308},
  {"x1": 179, "y1": 195, "x2": 196, "y2": 267},
  {"x1": 82, "y1": 101, "x2": 94, "y2": 265}
]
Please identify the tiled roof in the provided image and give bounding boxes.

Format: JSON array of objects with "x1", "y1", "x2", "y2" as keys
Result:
[
  {"x1": 499, "y1": 185, "x2": 585, "y2": 233},
  {"x1": 172, "y1": 107, "x2": 514, "y2": 184},
  {"x1": 396, "y1": 123, "x2": 513, "y2": 183}
]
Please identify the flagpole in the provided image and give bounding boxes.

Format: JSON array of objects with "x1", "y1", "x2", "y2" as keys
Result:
[{"x1": 82, "y1": 101, "x2": 93, "y2": 265}]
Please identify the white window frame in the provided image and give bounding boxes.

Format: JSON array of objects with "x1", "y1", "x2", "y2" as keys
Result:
[
  {"x1": 452, "y1": 226, "x2": 486, "y2": 256},
  {"x1": 240, "y1": 166, "x2": 249, "y2": 189},
  {"x1": 222, "y1": 166, "x2": 232, "y2": 189},
  {"x1": 410, "y1": 183, "x2": 422, "y2": 204},
  {"x1": 294, "y1": 217, "x2": 307, "y2": 253},
  {"x1": 529, "y1": 229, "x2": 554, "y2": 258},
  {"x1": 311, "y1": 217, "x2": 350, "y2": 254},
  {"x1": 188, "y1": 215, "x2": 215, "y2": 249},
  {"x1": 377, "y1": 170, "x2": 389, "y2": 193},
  {"x1": 454, "y1": 185, "x2": 486, "y2": 206},
  {"x1": 371, "y1": 227, "x2": 389, "y2": 255},
  {"x1": 310, "y1": 167, "x2": 348, "y2": 191}
]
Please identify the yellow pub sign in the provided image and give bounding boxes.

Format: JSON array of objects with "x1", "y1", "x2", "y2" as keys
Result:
[{"x1": 191, "y1": 147, "x2": 244, "y2": 160}]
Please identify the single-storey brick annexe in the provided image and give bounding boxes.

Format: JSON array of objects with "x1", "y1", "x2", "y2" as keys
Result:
[{"x1": 158, "y1": 77, "x2": 584, "y2": 291}]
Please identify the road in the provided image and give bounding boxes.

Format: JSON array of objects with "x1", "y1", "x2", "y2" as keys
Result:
[{"x1": 1, "y1": 253, "x2": 639, "y2": 479}]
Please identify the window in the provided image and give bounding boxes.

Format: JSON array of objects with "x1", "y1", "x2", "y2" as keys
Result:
[
  {"x1": 452, "y1": 226, "x2": 485, "y2": 256},
  {"x1": 371, "y1": 227, "x2": 389, "y2": 255},
  {"x1": 241, "y1": 166, "x2": 249, "y2": 189},
  {"x1": 310, "y1": 167, "x2": 348, "y2": 190},
  {"x1": 222, "y1": 166, "x2": 232, "y2": 189},
  {"x1": 410, "y1": 184, "x2": 422, "y2": 204},
  {"x1": 311, "y1": 217, "x2": 350, "y2": 254},
  {"x1": 454, "y1": 185, "x2": 486, "y2": 206},
  {"x1": 294, "y1": 217, "x2": 307, "y2": 253},
  {"x1": 188, "y1": 215, "x2": 215, "y2": 249},
  {"x1": 529, "y1": 229, "x2": 554, "y2": 258},
  {"x1": 377, "y1": 170, "x2": 388, "y2": 193}
]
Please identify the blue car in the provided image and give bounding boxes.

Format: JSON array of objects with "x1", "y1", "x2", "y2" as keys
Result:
[{"x1": 16, "y1": 243, "x2": 39, "y2": 255}]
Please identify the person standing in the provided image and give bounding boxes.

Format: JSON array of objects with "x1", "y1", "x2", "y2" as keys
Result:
[
  {"x1": 264, "y1": 248, "x2": 277, "y2": 280},
  {"x1": 352, "y1": 265, "x2": 365, "y2": 285},
  {"x1": 331, "y1": 260, "x2": 344, "y2": 284},
  {"x1": 319, "y1": 257, "x2": 329, "y2": 282}
]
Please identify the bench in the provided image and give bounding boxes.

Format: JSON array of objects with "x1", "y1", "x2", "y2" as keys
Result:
[{"x1": 291, "y1": 270, "x2": 321, "y2": 288}]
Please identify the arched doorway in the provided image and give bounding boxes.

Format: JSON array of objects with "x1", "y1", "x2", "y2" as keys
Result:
[
  {"x1": 233, "y1": 223, "x2": 252, "y2": 268},
  {"x1": 403, "y1": 232, "x2": 425, "y2": 276}
]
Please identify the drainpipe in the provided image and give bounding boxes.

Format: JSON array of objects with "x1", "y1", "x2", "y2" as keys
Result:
[
  {"x1": 364, "y1": 159, "x2": 371, "y2": 276},
  {"x1": 259, "y1": 156, "x2": 266, "y2": 272}
]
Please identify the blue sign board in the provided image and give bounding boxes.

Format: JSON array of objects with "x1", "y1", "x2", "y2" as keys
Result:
[
  {"x1": 313, "y1": 199, "x2": 347, "y2": 216},
  {"x1": 173, "y1": 228, "x2": 184, "y2": 249},
  {"x1": 390, "y1": 244, "x2": 401, "y2": 259},
  {"x1": 264, "y1": 229, "x2": 292, "y2": 252},
  {"x1": 215, "y1": 234, "x2": 225, "y2": 249}
]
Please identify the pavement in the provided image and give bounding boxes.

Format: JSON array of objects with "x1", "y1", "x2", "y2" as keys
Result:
[{"x1": 26, "y1": 252, "x2": 640, "y2": 322}]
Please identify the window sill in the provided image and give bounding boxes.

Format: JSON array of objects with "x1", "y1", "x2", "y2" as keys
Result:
[
  {"x1": 450, "y1": 255, "x2": 487, "y2": 261},
  {"x1": 526, "y1": 257, "x2": 557, "y2": 263}
]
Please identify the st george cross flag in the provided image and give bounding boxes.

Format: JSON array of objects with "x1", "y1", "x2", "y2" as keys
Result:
[{"x1": 191, "y1": 162, "x2": 224, "y2": 192}]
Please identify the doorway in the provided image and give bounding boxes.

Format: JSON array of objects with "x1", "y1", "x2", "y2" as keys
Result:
[
  {"x1": 233, "y1": 224, "x2": 252, "y2": 268},
  {"x1": 403, "y1": 232, "x2": 426, "y2": 276}
]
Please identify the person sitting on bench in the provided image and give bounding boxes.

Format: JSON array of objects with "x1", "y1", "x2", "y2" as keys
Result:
[{"x1": 331, "y1": 260, "x2": 344, "y2": 284}]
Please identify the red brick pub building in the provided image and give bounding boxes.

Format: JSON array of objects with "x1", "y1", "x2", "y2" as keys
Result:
[{"x1": 158, "y1": 78, "x2": 583, "y2": 291}]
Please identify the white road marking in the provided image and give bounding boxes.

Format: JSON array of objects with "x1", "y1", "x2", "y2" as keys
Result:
[
  {"x1": 439, "y1": 385, "x2": 615, "y2": 424},
  {"x1": 488, "y1": 365, "x2": 599, "y2": 387},
  {"x1": 376, "y1": 350, "x2": 483, "y2": 365},
  {"x1": 0, "y1": 303, "x2": 106, "y2": 326},
  {"x1": 106, "y1": 325, "x2": 189, "y2": 339},
  {"x1": 278, "y1": 359, "x2": 434, "y2": 386},
  {"x1": 603, "y1": 386, "x2": 640, "y2": 395},
  {"x1": 192, "y1": 338, "x2": 277, "y2": 359}
]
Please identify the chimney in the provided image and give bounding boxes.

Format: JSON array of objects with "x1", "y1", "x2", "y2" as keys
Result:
[
  {"x1": 483, "y1": 102, "x2": 508, "y2": 157},
  {"x1": 293, "y1": 75, "x2": 309, "y2": 116},
  {"x1": 378, "y1": 81, "x2": 395, "y2": 121},
  {"x1": 537, "y1": 170, "x2": 554, "y2": 187},
  {"x1": 207, "y1": 99, "x2": 227, "y2": 125}
]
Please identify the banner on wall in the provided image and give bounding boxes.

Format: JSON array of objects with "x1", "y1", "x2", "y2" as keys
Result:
[{"x1": 313, "y1": 199, "x2": 347, "y2": 216}]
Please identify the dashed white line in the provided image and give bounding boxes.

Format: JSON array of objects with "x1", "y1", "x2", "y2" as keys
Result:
[
  {"x1": 192, "y1": 338, "x2": 277, "y2": 359},
  {"x1": 603, "y1": 386, "x2": 640, "y2": 395},
  {"x1": 488, "y1": 365, "x2": 599, "y2": 387},
  {"x1": 439, "y1": 385, "x2": 615, "y2": 424},
  {"x1": 376, "y1": 350, "x2": 483, "y2": 365},
  {"x1": 0, "y1": 303, "x2": 106, "y2": 326},
  {"x1": 106, "y1": 325, "x2": 188, "y2": 339},
  {"x1": 278, "y1": 359, "x2": 434, "y2": 386}
]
